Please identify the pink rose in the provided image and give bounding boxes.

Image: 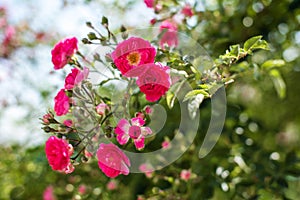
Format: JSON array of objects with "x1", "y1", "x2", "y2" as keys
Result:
[
  {"x1": 162, "y1": 140, "x2": 170, "y2": 149},
  {"x1": 181, "y1": 4, "x2": 194, "y2": 17},
  {"x1": 115, "y1": 117, "x2": 152, "y2": 150},
  {"x1": 144, "y1": 106, "x2": 152, "y2": 114},
  {"x1": 51, "y1": 37, "x2": 78, "y2": 70},
  {"x1": 64, "y1": 67, "x2": 89, "y2": 90},
  {"x1": 96, "y1": 103, "x2": 109, "y2": 115},
  {"x1": 78, "y1": 184, "x2": 86, "y2": 195},
  {"x1": 180, "y1": 169, "x2": 191, "y2": 181},
  {"x1": 159, "y1": 20, "x2": 178, "y2": 49},
  {"x1": 150, "y1": 18, "x2": 156, "y2": 25},
  {"x1": 128, "y1": 63, "x2": 171, "y2": 102},
  {"x1": 54, "y1": 89, "x2": 70, "y2": 116},
  {"x1": 45, "y1": 136, "x2": 74, "y2": 173},
  {"x1": 43, "y1": 186, "x2": 56, "y2": 200},
  {"x1": 96, "y1": 143, "x2": 131, "y2": 178},
  {"x1": 63, "y1": 119, "x2": 73, "y2": 127},
  {"x1": 106, "y1": 180, "x2": 118, "y2": 190},
  {"x1": 3, "y1": 26, "x2": 15, "y2": 46},
  {"x1": 111, "y1": 37, "x2": 156, "y2": 76},
  {"x1": 144, "y1": 0, "x2": 155, "y2": 8}
]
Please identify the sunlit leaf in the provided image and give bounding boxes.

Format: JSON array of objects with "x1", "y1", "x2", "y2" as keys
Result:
[
  {"x1": 244, "y1": 35, "x2": 269, "y2": 52},
  {"x1": 261, "y1": 59, "x2": 285, "y2": 70},
  {"x1": 269, "y1": 69, "x2": 286, "y2": 99},
  {"x1": 183, "y1": 89, "x2": 209, "y2": 102}
]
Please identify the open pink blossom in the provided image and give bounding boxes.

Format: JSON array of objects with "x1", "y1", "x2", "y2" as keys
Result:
[
  {"x1": 181, "y1": 4, "x2": 194, "y2": 17},
  {"x1": 159, "y1": 20, "x2": 178, "y2": 49},
  {"x1": 43, "y1": 186, "x2": 56, "y2": 200},
  {"x1": 64, "y1": 67, "x2": 89, "y2": 90},
  {"x1": 96, "y1": 103, "x2": 109, "y2": 115},
  {"x1": 111, "y1": 37, "x2": 156, "y2": 76},
  {"x1": 54, "y1": 89, "x2": 70, "y2": 116},
  {"x1": 51, "y1": 37, "x2": 78, "y2": 70},
  {"x1": 115, "y1": 117, "x2": 152, "y2": 150},
  {"x1": 180, "y1": 169, "x2": 192, "y2": 181},
  {"x1": 96, "y1": 143, "x2": 131, "y2": 178},
  {"x1": 144, "y1": 0, "x2": 155, "y2": 8},
  {"x1": 45, "y1": 136, "x2": 74, "y2": 173},
  {"x1": 127, "y1": 63, "x2": 171, "y2": 102}
]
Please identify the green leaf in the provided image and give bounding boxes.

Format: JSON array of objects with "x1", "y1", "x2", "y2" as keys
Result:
[
  {"x1": 258, "y1": 189, "x2": 278, "y2": 200},
  {"x1": 269, "y1": 69, "x2": 286, "y2": 99},
  {"x1": 166, "y1": 90, "x2": 176, "y2": 109},
  {"x1": 229, "y1": 44, "x2": 240, "y2": 58},
  {"x1": 229, "y1": 61, "x2": 249, "y2": 73},
  {"x1": 261, "y1": 59, "x2": 285, "y2": 70},
  {"x1": 244, "y1": 35, "x2": 269, "y2": 52},
  {"x1": 183, "y1": 89, "x2": 210, "y2": 102}
]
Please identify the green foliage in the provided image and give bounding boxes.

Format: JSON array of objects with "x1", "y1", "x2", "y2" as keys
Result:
[{"x1": 1, "y1": 0, "x2": 300, "y2": 199}]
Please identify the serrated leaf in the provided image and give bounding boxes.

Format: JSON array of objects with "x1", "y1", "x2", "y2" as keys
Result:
[
  {"x1": 269, "y1": 69, "x2": 286, "y2": 99},
  {"x1": 261, "y1": 59, "x2": 285, "y2": 70},
  {"x1": 183, "y1": 89, "x2": 209, "y2": 102},
  {"x1": 244, "y1": 35, "x2": 269, "y2": 52}
]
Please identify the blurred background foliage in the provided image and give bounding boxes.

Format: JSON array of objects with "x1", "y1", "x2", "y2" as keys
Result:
[{"x1": 0, "y1": 0, "x2": 299, "y2": 199}]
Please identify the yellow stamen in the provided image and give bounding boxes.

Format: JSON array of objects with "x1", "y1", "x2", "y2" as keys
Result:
[{"x1": 127, "y1": 51, "x2": 141, "y2": 66}]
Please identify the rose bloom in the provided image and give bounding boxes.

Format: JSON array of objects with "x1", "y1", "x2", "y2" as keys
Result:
[
  {"x1": 181, "y1": 4, "x2": 194, "y2": 17},
  {"x1": 45, "y1": 136, "x2": 74, "y2": 173},
  {"x1": 54, "y1": 89, "x2": 70, "y2": 116},
  {"x1": 78, "y1": 184, "x2": 86, "y2": 195},
  {"x1": 159, "y1": 20, "x2": 178, "y2": 49},
  {"x1": 64, "y1": 67, "x2": 89, "y2": 90},
  {"x1": 63, "y1": 119, "x2": 73, "y2": 127},
  {"x1": 96, "y1": 143, "x2": 131, "y2": 178},
  {"x1": 111, "y1": 37, "x2": 156, "y2": 76},
  {"x1": 115, "y1": 117, "x2": 152, "y2": 150},
  {"x1": 180, "y1": 169, "x2": 192, "y2": 181},
  {"x1": 161, "y1": 140, "x2": 170, "y2": 149},
  {"x1": 43, "y1": 186, "x2": 56, "y2": 200},
  {"x1": 106, "y1": 180, "x2": 118, "y2": 190},
  {"x1": 144, "y1": 0, "x2": 155, "y2": 8},
  {"x1": 128, "y1": 63, "x2": 171, "y2": 102},
  {"x1": 51, "y1": 37, "x2": 78, "y2": 70},
  {"x1": 3, "y1": 26, "x2": 15, "y2": 46}
]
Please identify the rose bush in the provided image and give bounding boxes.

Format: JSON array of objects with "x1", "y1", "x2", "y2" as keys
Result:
[{"x1": 38, "y1": 1, "x2": 296, "y2": 199}]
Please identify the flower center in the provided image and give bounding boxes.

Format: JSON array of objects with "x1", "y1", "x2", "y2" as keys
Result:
[
  {"x1": 129, "y1": 125, "x2": 141, "y2": 139},
  {"x1": 126, "y1": 51, "x2": 141, "y2": 66}
]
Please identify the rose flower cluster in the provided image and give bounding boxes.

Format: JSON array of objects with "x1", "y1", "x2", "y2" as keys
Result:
[{"x1": 42, "y1": 33, "x2": 172, "y2": 178}]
